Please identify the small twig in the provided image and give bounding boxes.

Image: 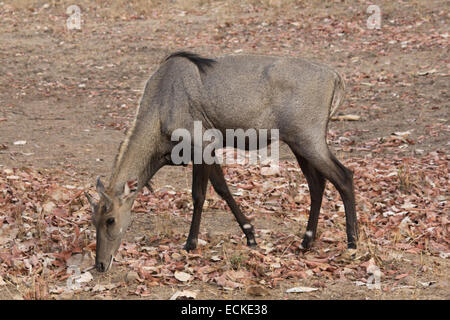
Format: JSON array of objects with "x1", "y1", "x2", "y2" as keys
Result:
[
  {"x1": 53, "y1": 215, "x2": 83, "y2": 226},
  {"x1": 280, "y1": 235, "x2": 300, "y2": 258},
  {"x1": 63, "y1": 189, "x2": 84, "y2": 207},
  {"x1": 83, "y1": 265, "x2": 95, "y2": 272},
  {"x1": 28, "y1": 117, "x2": 66, "y2": 121}
]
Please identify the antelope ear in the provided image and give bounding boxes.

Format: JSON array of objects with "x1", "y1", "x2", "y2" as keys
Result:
[
  {"x1": 96, "y1": 176, "x2": 113, "y2": 205},
  {"x1": 96, "y1": 176, "x2": 105, "y2": 194},
  {"x1": 85, "y1": 192, "x2": 97, "y2": 210},
  {"x1": 122, "y1": 179, "x2": 138, "y2": 201}
]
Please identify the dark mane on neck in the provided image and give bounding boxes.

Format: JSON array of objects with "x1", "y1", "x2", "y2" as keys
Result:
[{"x1": 164, "y1": 51, "x2": 216, "y2": 73}]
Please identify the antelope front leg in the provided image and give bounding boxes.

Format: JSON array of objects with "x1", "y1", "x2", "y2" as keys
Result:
[{"x1": 184, "y1": 164, "x2": 211, "y2": 251}]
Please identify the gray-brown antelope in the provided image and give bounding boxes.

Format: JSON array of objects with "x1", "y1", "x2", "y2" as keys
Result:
[{"x1": 85, "y1": 51, "x2": 358, "y2": 272}]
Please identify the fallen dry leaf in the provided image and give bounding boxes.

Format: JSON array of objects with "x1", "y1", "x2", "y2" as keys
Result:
[
  {"x1": 174, "y1": 271, "x2": 192, "y2": 282},
  {"x1": 169, "y1": 290, "x2": 198, "y2": 300},
  {"x1": 331, "y1": 114, "x2": 361, "y2": 121},
  {"x1": 286, "y1": 286, "x2": 319, "y2": 293}
]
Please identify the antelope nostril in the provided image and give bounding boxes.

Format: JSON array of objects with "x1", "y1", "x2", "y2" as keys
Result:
[{"x1": 97, "y1": 262, "x2": 105, "y2": 272}]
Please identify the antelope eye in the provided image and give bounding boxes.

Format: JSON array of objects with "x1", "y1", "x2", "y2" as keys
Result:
[{"x1": 106, "y1": 217, "x2": 115, "y2": 226}]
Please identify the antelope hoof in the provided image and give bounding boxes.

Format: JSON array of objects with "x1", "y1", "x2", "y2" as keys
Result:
[
  {"x1": 300, "y1": 239, "x2": 312, "y2": 251},
  {"x1": 183, "y1": 240, "x2": 197, "y2": 251},
  {"x1": 299, "y1": 230, "x2": 314, "y2": 251},
  {"x1": 247, "y1": 237, "x2": 257, "y2": 248},
  {"x1": 347, "y1": 242, "x2": 357, "y2": 250}
]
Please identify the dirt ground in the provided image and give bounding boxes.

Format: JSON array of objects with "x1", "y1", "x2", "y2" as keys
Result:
[{"x1": 0, "y1": 1, "x2": 448, "y2": 300}]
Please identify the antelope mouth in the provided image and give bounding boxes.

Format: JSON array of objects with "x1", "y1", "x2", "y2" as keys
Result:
[{"x1": 96, "y1": 255, "x2": 113, "y2": 273}]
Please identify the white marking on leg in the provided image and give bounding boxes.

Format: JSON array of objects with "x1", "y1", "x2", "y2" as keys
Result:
[
  {"x1": 243, "y1": 223, "x2": 252, "y2": 230},
  {"x1": 306, "y1": 230, "x2": 313, "y2": 237},
  {"x1": 249, "y1": 239, "x2": 256, "y2": 245}
]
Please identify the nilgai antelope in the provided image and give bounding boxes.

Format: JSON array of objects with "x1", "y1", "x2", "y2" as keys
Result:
[{"x1": 85, "y1": 51, "x2": 358, "y2": 273}]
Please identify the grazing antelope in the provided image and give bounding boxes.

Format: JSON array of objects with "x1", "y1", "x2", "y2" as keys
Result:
[{"x1": 85, "y1": 51, "x2": 357, "y2": 272}]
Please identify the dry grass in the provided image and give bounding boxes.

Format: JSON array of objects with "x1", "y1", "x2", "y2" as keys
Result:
[
  {"x1": 4, "y1": 0, "x2": 307, "y2": 15},
  {"x1": 3, "y1": 0, "x2": 92, "y2": 9},
  {"x1": 4, "y1": 0, "x2": 431, "y2": 25},
  {"x1": 4, "y1": 0, "x2": 436, "y2": 14}
]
